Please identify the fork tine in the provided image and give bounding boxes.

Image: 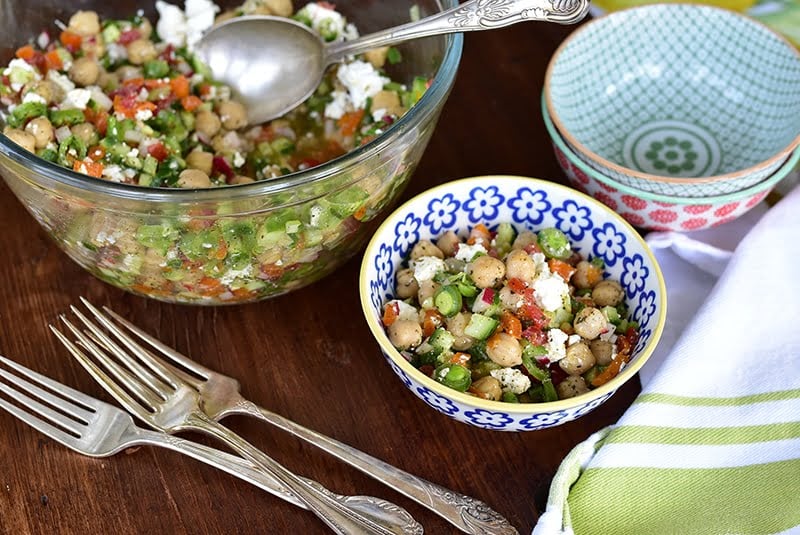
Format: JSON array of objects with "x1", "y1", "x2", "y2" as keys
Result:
[
  {"x1": 0, "y1": 365, "x2": 92, "y2": 426},
  {"x1": 100, "y1": 302, "x2": 210, "y2": 381},
  {"x1": 0, "y1": 367, "x2": 87, "y2": 437},
  {"x1": 0, "y1": 394, "x2": 83, "y2": 449},
  {"x1": 0, "y1": 355, "x2": 98, "y2": 410},
  {"x1": 50, "y1": 324, "x2": 156, "y2": 422},
  {"x1": 69, "y1": 304, "x2": 176, "y2": 393}
]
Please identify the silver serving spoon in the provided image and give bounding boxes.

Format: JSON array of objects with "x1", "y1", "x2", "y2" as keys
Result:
[{"x1": 194, "y1": 0, "x2": 590, "y2": 125}]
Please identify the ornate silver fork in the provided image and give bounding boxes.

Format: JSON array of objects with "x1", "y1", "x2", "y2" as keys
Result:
[
  {"x1": 0, "y1": 354, "x2": 420, "y2": 528},
  {"x1": 51, "y1": 305, "x2": 422, "y2": 535},
  {"x1": 94, "y1": 299, "x2": 518, "y2": 534}
]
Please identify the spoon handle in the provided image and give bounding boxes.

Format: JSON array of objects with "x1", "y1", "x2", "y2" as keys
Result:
[{"x1": 327, "y1": 0, "x2": 590, "y2": 63}]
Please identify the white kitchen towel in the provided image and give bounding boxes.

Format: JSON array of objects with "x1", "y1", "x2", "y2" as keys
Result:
[{"x1": 533, "y1": 184, "x2": 800, "y2": 535}]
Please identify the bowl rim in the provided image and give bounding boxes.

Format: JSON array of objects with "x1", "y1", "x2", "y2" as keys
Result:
[
  {"x1": 543, "y1": 3, "x2": 800, "y2": 186},
  {"x1": 542, "y1": 92, "x2": 800, "y2": 205},
  {"x1": 0, "y1": 3, "x2": 463, "y2": 203},
  {"x1": 359, "y1": 175, "x2": 668, "y2": 414}
]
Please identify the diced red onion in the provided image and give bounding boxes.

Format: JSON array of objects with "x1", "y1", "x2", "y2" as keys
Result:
[{"x1": 55, "y1": 125, "x2": 72, "y2": 143}]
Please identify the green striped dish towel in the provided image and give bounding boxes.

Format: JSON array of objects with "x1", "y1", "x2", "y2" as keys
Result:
[{"x1": 534, "y1": 183, "x2": 800, "y2": 535}]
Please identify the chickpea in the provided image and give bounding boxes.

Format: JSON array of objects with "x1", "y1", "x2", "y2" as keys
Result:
[
  {"x1": 138, "y1": 18, "x2": 154, "y2": 39},
  {"x1": 371, "y1": 89, "x2": 402, "y2": 116},
  {"x1": 177, "y1": 169, "x2": 213, "y2": 189},
  {"x1": 3, "y1": 128, "x2": 36, "y2": 153},
  {"x1": 416, "y1": 279, "x2": 439, "y2": 307},
  {"x1": 69, "y1": 57, "x2": 100, "y2": 87},
  {"x1": 512, "y1": 230, "x2": 537, "y2": 250},
  {"x1": 486, "y1": 333, "x2": 523, "y2": 367},
  {"x1": 589, "y1": 339, "x2": 615, "y2": 366},
  {"x1": 435, "y1": 231, "x2": 460, "y2": 257},
  {"x1": 96, "y1": 69, "x2": 119, "y2": 92},
  {"x1": 557, "y1": 376, "x2": 590, "y2": 399},
  {"x1": 592, "y1": 280, "x2": 625, "y2": 307},
  {"x1": 468, "y1": 255, "x2": 505, "y2": 289},
  {"x1": 264, "y1": 0, "x2": 293, "y2": 17},
  {"x1": 395, "y1": 268, "x2": 419, "y2": 299},
  {"x1": 80, "y1": 35, "x2": 105, "y2": 59},
  {"x1": 498, "y1": 286, "x2": 522, "y2": 310},
  {"x1": 24, "y1": 117, "x2": 54, "y2": 149},
  {"x1": 446, "y1": 312, "x2": 475, "y2": 351},
  {"x1": 409, "y1": 239, "x2": 444, "y2": 261},
  {"x1": 364, "y1": 47, "x2": 390, "y2": 69},
  {"x1": 68, "y1": 10, "x2": 101, "y2": 36},
  {"x1": 195, "y1": 111, "x2": 222, "y2": 138},
  {"x1": 216, "y1": 100, "x2": 248, "y2": 130},
  {"x1": 115, "y1": 65, "x2": 143, "y2": 81},
  {"x1": 572, "y1": 260, "x2": 601, "y2": 290},
  {"x1": 71, "y1": 123, "x2": 97, "y2": 146},
  {"x1": 229, "y1": 175, "x2": 254, "y2": 185},
  {"x1": 504, "y1": 248, "x2": 536, "y2": 284},
  {"x1": 573, "y1": 306, "x2": 608, "y2": 340},
  {"x1": 470, "y1": 376, "x2": 503, "y2": 401},
  {"x1": 24, "y1": 80, "x2": 63, "y2": 105},
  {"x1": 559, "y1": 342, "x2": 596, "y2": 376},
  {"x1": 185, "y1": 150, "x2": 214, "y2": 175},
  {"x1": 126, "y1": 39, "x2": 157, "y2": 65},
  {"x1": 387, "y1": 319, "x2": 422, "y2": 351}
]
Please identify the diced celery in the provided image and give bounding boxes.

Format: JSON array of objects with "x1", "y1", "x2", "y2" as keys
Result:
[
  {"x1": 49, "y1": 108, "x2": 85, "y2": 127},
  {"x1": 135, "y1": 223, "x2": 180, "y2": 254}
]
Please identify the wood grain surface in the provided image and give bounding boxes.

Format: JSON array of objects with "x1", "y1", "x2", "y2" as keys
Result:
[{"x1": 0, "y1": 19, "x2": 642, "y2": 535}]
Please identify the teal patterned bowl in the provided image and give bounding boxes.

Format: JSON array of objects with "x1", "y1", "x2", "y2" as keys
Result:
[{"x1": 544, "y1": 4, "x2": 800, "y2": 198}]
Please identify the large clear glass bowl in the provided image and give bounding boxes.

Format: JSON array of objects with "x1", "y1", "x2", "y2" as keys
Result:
[{"x1": 0, "y1": 0, "x2": 462, "y2": 304}]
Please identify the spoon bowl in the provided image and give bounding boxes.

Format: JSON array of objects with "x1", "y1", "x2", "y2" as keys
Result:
[{"x1": 196, "y1": 0, "x2": 590, "y2": 125}]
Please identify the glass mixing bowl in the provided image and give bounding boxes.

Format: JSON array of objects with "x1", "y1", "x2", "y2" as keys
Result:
[{"x1": 0, "y1": 0, "x2": 462, "y2": 304}]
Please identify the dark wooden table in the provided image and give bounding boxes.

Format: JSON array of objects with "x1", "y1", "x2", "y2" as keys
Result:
[{"x1": 0, "y1": 19, "x2": 641, "y2": 535}]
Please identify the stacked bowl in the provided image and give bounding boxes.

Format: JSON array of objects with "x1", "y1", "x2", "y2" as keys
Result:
[{"x1": 542, "y1": 4, "x2": 800, "y2": 231}]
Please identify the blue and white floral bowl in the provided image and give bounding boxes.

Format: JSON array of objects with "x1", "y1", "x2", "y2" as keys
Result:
[{"x1": 359, "y1": 176, "x2": 667, "y2": 431}]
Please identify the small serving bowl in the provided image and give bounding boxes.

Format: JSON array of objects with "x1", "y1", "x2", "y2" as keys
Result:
[
  {"x1": 359, "y1": 176, "x2": 667, "y2": 431},
  {"x1": 544, "y1": 4, "x2": 800, "y2": 197},
  {"x1": 542, "y1": 95, "x2": 800, "y2": 232}
]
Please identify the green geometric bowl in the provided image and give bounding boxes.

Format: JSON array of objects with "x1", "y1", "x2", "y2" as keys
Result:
[{"x1": 544, "y1": 4, "x2": 800, "y2": 198}]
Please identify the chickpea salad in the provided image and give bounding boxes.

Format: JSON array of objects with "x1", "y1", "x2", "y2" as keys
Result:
[
  {"x1": 382, "y1": 224, "x2": 640, "y2": 403},
  {"x1": 0, "y1": 1, "x2": 428, "y2": 187}
]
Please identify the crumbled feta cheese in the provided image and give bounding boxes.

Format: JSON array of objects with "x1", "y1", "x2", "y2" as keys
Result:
[
  {"x1": 546, "y1": 328, "x2": 569, "y2": 362},
  {"x1": 62, "y1": 88, "x2": 92, "y2": 110},
  {"x1": 88, "y1": 85, "x2": 113, "y2": 110},
  {"x1": 22, "y1": 92, "x2": 46, "y2": 105},
  {"x1": 386, "y1": 299, "x2": 419, "y2": 323},
  {"x1": 567, "y1": 334, "x2": 582, "y2": 346},
  {"x1": 3, "y1": 59, "x2": 35, "y2": 76},
  {"x1": 297, "y1": 2, "x2": 347, "y2": 39},
  {"x1": 135, "y1": 108, "x2": 153, "y2": 121},
  {"x1": 531, "y1": 252, "x2": 548, "y2": 275},
  {"x1": 336, "y1": 60, "x2": 389, "y2": 110},
  {"x1": 490, "y1": 368, "x2": 531, "y2": 395},
  {"x1": 101, "y1": 164, "x2": 125, "y2": 182},
  {"x1": 324, "y1": 89, "x2": 348, "y2": 120},
  {"x1": 156, "y1": 0, "x2": 218, "y2": 49},
  {"x1": 47, "y1": 70, "x2": 75, "y2": 94},
  {"x1": 126, "y1": 148, "x2": 140, "y2": 158},
  {"x1": 533, "y1": 274, "x2": 570, "y2": 312},
  {"x1": 4, "y1": 59, "x2": 40, "y2": 91},
  {"x1": 455, "y1": 243, "x2": 487, "y2": 262},
  {"x1": 106, "y1": 43, "x2": 128, "y2": 63},
  {"x1": 219, "y1": 264, "x2": 253, "y2": 285},
  {"x1": 232, "y1": 151, "x2": 245, "y2": 168},
  {"x1": 411, "y1": 256, "x2": 447, "y2": 283},
  {"x1": 371, "y1": 108, "x2": 387, "y2": 122}
]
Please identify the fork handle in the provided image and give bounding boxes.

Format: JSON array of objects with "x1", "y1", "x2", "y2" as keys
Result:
[
  {"x1": 135, "y1": 429, "x2": 423, "y2": 529},
  {"x1": 236, "y1": 401, "x2": 519, "y2": 535},
  {"x1": 184, "y1": 412, "x2": 421, "y2": 535}
]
